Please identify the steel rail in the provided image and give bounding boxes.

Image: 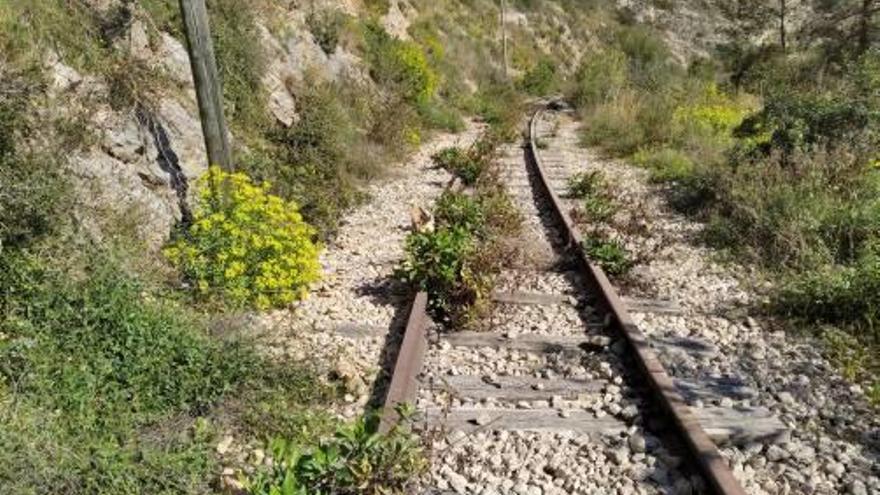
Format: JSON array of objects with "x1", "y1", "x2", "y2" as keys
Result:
[
  {"x1": 526, "y1": 107, "x2": 748, "y2": 495},
  {"x1": 379, "y1": 291, "x2": 429, "y2": 434}
]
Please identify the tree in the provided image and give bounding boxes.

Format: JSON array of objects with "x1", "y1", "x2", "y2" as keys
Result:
[
  {"x1": 807, "y1": 0, "x2": 880, "y2": 57},
  {"x1": 717, "y1": 0, "x2": 773, "y2": 89}
]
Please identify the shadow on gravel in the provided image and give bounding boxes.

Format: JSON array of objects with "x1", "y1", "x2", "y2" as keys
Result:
[{"x1": 355, "y1": 274, "x2": 421, "y2": 412}]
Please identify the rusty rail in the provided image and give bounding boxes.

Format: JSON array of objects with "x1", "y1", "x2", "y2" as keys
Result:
[
  {"x1": 379, "y1": 291, "x2": 429, "y2": 434},
  {"x1": 527, "y1": 108, "x2": 748, "y2": 495}
]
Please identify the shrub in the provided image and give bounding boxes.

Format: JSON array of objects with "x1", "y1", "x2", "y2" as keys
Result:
[
  {"x1": 582, "y1": 237, "x2": 633, "y2": 275},
  {"x1": 517, "y1": 58, "x2": 558, "y2": 96},
  {"x1": 164, "y1": 167, "x2": 321, "y2": 309},
  {"x1": 469, "y1": 83, "x2": 525, "y2": 141},
  {"x1": 204, "y1": 0, "x2": 269, "y2": 131},
  {"x1": 433, "y1": 146, "x2": 483, "y2": 185},
  {"x1": 401, "y1": 226, "x2": 475, "y2": 317},
  {"x1": 633, "y1": 147, "x2": 695, "y2": 183},
  {"x1": 583, "y1": 195, "x2": 615, "y2": 222},
  {"x1": 614, "y1": 25, "x2": 679, "y2": 92},
  {"x1": 364, "y1": 23, "x2": 438, "y2": 105},
  {"x1": 580, "y1": 90, "x2": 647, "y2": 155},
  {"x1": 567, "y1": 170, "x2": 607, "y2": 199},
  {"x1": 307, "y1": 9, "x2": 348, "y2": 55},
  {"x1": 775, "y1": 247, "x2": 880, "y2": 325},
  {"x1": 434, "y1": 191, "x2": 486, "y2": 234},
  {"x1": 244, "y1": 406, "x2": 426, "y2": 495},
  {"x1": 242, "y1": 79, "x2": 375, "y2": 238},
  {"x1": 568, "y1": 49, "x2": 628, "y2": 109},
  {"x1": 0, "y1": 248, "x2": 335, "y2": 494}
]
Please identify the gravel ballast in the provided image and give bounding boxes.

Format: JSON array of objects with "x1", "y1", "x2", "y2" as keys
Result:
[{"x1": 534, "y1": 110, "x2": 880, "y2": 495}]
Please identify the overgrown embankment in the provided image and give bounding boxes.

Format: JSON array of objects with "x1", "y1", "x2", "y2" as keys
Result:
[{"x1": 566, "y1": 20, "x2": 880, "y2": 402}]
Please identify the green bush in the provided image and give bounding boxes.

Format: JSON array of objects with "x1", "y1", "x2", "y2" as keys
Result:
[
  {"x1": 307, "y1": 9, "x2": 348, "y2": 55},
  {"x1": 469, "y1": 83, "x2": 525, "y2": 141},
  {"x1": 244, "y1": 407, "x2": 426, "y2": 495},
  {"x1": 582, "y1": 195, "x2": 615, "y2": 222},
  {"x1": 775, "y1": 247, "x2": 880, "y2": 325},
  {"x1": 0, "y1": 248, "x2": 335, "y2": 494},
  {"x1": 242, "y1": 79, "x2": 374, "y2": 238},
  {"x1": 433, "y1": 146, "x2": 483, "y2": 185},
  {"x1": 364, "y1": 23, "x2": 438, "y2": 105},
  {"x1": 567, "y1": 170, "x2": 607, "y2": 199},
  {"x1": 434, "y1": 191, "x2": 486, "y2": 234},
  {"x1": 632, "y1": 148, "x2": 695, "y2": 183},
  {"x1": 401, "y1": 226, "x2": 475, "y2": 317},
  {"x1": 614, "y1": 24, "x2": 679, "y2": 92},
  {"x1": 582, "y1": 237, "x2": 633, "y2": 275},
  {"x1": 580, "y1": 90, "x2": 649, "y2": 155},
  {"x1": 517, "y1": 58, "x2": 558, "y2": 96},
  {"x1": 403, "y1": 130, "x2": 521, "y2": 325},
  {"x1": 568, "y1": 49, "x2": 628, "y2": 109},
  {"x1": 164, "y1": 167, "x2": 321, "y2": 309}
]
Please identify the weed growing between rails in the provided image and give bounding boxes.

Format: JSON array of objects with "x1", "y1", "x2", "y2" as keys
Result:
[
  {"x1": 566, "y1": 171, "x2": 635, "y2": 277},
  {"x1": 400, "y1": 124, "x2": 523, "y2": 327},
  {"x1": 244, "y1": 404, "x2": 426, "y2": 495}
]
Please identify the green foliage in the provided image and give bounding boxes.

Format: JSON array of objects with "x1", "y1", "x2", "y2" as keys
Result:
[
  {"x1": 245, "y1": 406, "x2": 426, "y2": 495},
  {"x1": 567, "y1": 170, "x2": 607, "y2": 199},
  {"x1": 469, "y1": 83, "x2": 526, "y2": 141},
  {"x1": 364, "y1": 23, "x2": 438, "y2": 105},
  {"x1": 735, "y1": 90, "x2": 876, "y2": 165},
  {"x1": 308, "y1": 9, "x2": 348, "y2": 55},
  {"x1": 775, "y1": 246, "x2": 880, "y2": 326},
  {"x1": 363, "y1": 0, "x2": 391, "y2": 16},
  {"x1": 433, "y1": 147, "x2": 483, "y2": 185},
  {"x1": 582, "y1": 237, "x2": 633, "y2": 275},
  {"x1": 209, "y1": 0, "x2": 269, "y2": 131},
  {"x1": 242, "y1": 79, "x2": 380, "y2": 239},
  {"x1": 567, "y1": 49, "x2": 628, "y2": 108},
  {"x1": 434, "y1": 191, "x2": 486, "y2": 234},
  {"x1": 0, "y1": 252, "x2": 247, "y2": 494},
  {"x1": 0, "y1": 247, "x2": 335, "y2": 494},
  {"x1": 401, "y1": 226, "x2": 475, "y2": 317},
  {"x1": 517, "y1": 58, "x2": 558, "y2": 96},
  {"x1": 632, "y1": 148, "x2": 695, "y2": 183},
  {"x1": 0, "y1": 0, "x2": 110, "y2": 71},
  {"x1": 0, "y1": 82, "x2": 68, "y2": 251},
  {"x1": 403, "y1": 130, "x2": 521, "y2": 325},
  {"x1": 582, "y1": 195, "x2": 615, "y2": 222},
  {"x1": 165, "y1": 168, "x2": 321, "y2": 309},
  {"x1": 614, "y1": 24, "x2": 679, "y2": 92}
]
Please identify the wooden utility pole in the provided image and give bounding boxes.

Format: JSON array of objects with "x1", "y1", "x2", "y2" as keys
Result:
[
  {"x1": 178, "y1": 0, "x2": 232, "y2": 170},
  {"x1": 500, "y1": 0, "x2": 509, "y2": 80},
  {"x1": 778, "y1": 0, "x2": 787, "y2": 52}
]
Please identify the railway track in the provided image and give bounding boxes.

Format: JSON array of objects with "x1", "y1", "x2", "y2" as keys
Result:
[{"x1": 381, "y1": 105, "x2": 785, "y2": 495}]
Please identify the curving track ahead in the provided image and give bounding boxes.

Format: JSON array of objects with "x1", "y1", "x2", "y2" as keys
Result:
[{"x1": 381, "y1": 105, "x2": 780, "y2": 494}]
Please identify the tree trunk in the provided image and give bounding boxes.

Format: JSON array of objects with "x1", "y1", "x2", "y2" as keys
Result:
[
  {"x1": 501, "y1": 0, "x2": 509, "y2": 80},
  {"x1": 858, "y1": 0, "x2": 873, "y2": 54},
  {"x1": 779, "y1": 0, "x2": 787, "y2": 52}
]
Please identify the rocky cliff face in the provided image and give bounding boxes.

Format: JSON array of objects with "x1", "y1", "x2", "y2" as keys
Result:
[{"x1": 45, "y1": 0, "x2": 379, "y2": 249}]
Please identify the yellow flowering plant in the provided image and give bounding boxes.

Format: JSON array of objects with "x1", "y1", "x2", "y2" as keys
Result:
[{"x1": 165, "y1": 167, "x2": 321, "y2": 309}]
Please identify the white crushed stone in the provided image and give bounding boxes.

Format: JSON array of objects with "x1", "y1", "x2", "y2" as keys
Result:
[{"x1": 537, "y1": 110, "x2": 880, "y2": 495}]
